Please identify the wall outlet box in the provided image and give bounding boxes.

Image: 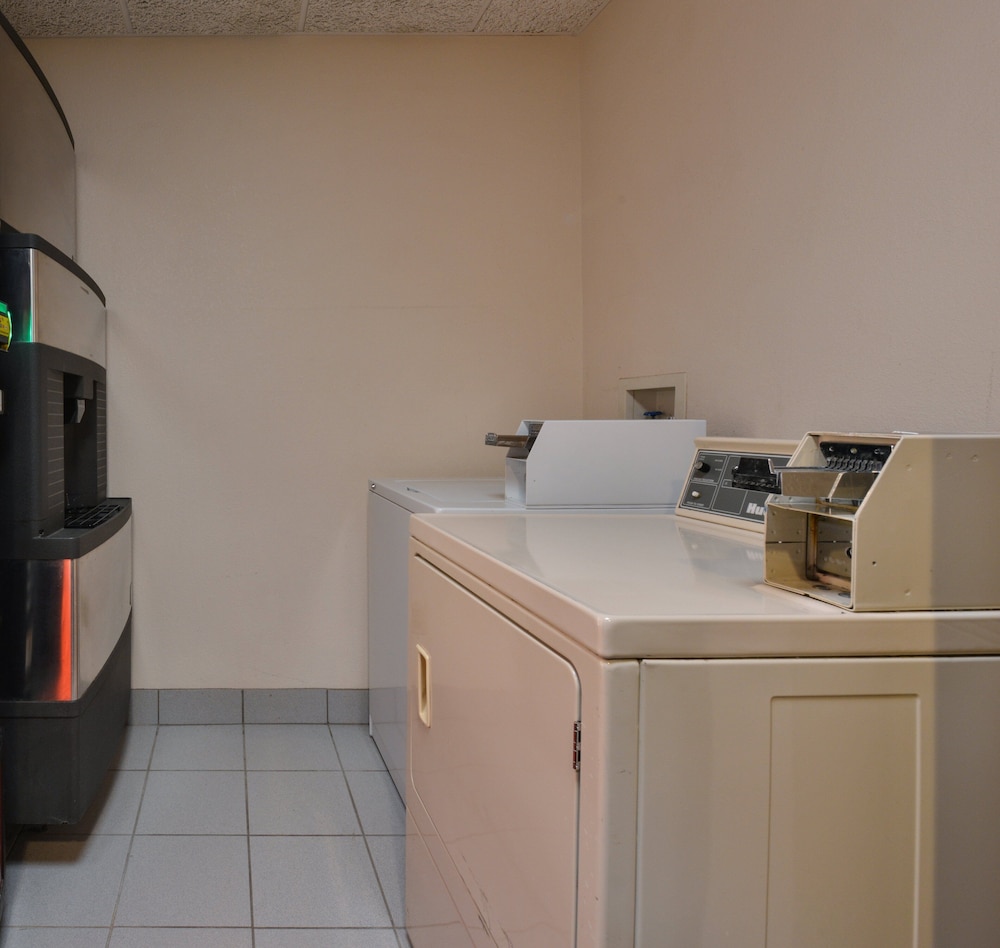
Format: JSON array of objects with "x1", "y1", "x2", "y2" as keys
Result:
[{"x1": 619, "y1": 373, "x2": 687, "y2": 419}]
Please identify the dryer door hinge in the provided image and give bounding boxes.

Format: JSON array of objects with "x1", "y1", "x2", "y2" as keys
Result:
[{"x1": 572, "y1": 720, "x2": 582, "y2": 772}]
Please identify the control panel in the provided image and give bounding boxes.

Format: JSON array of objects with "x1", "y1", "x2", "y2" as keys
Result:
[{"x1": 677, "y1": 438, "x2": 798, "y2": 531}]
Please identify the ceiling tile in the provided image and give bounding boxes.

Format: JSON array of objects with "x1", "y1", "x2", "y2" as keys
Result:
[
  {"x1": 1, "y1": 0, "x2": 131, "y2": 37},
  {"x1": 126, "y1": 0, "x2": 301, "y2": 35},
  {"x1": 476, "y1": 0, "x2": 609, "y2": 34},
  {"x1": 0, "y1": 0, "x2": 611, "y2": 37},
  {"x1": 304, "y1": 0, "x2": 490, "y2": 34}
]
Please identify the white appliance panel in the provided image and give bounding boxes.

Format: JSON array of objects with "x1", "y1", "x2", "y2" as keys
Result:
[
  {"x1": 505, "y1": 419, "x2": 706, "y2": 507},
  {"x1": 369, "y1": 475, "x2": 688, "y2": 799},
  {"x1": 368, "y1": 478, "x2": 508, "y2": 798},
  {"x1": 370, "y1": 477, "x2": 508, "y2": 513},
  {"x1": 410, "y1": 514, "x2": 1000, "y2": 660},
  {"x1": 409, "y1": 556, "x2": 580, "y2": 947},
  {"x1": 636, "y1": 656, "x2": 1000, "y2": 947},
  {"x1": 406, "y1": 512, "x2": 1000, "y2": 947}
]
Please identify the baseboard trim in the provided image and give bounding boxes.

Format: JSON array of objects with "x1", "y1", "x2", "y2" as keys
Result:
[{"x1": 129, "y1": 688, "x2": 368, "y2": 726}]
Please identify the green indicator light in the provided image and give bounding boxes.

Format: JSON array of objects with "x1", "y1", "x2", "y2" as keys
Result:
[{"x1": 0, "y1": 301, "x2": 11, "y2": 352}]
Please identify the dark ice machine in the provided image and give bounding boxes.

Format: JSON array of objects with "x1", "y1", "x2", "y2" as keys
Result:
[{"x1": 0, "y1": 233, "x2": 132, "y2": 825}]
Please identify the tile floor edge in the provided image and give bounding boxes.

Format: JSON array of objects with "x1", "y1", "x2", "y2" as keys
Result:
[{"x1": 129, "y1": 687, "x2": 369, "y2": 726}]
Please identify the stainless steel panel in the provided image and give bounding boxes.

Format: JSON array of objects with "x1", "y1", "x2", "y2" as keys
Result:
[
  {"x1": 77, "y1": 515, "x2": 132, "y2": 694},
  {"x1": 28, "y1": 249, "x2": 106, "y2": 366},
  {"x1": 0, "y1": 556, "x2": 72, "y2": 700},
  {"x1": 0, "y1": 517, "x2": 131, "y2": 701},
  {"x1": 0, "y1": 21, "x2": 76, "y2": 258}
]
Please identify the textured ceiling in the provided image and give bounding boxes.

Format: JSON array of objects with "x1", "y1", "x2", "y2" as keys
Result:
[{"x1": 0, "y1": 0, "x2": 612, "y2": 37}]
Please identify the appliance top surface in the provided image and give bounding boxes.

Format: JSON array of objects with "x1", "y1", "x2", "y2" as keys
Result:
[
  {"x1": 370, "y1": 477, "x2": 508, "y2": 513},
  {"x1": 410, "y1": 512, "x2": 1000, "y2": 660}
]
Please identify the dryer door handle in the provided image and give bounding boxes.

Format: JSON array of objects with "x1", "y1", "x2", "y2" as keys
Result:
[{"x1": 416, "y1": 643, "x2": 432, "y2": 727}]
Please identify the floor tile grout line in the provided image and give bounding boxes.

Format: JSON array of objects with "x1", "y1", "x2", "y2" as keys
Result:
[
  {"x1": 1, "y1": 721, "x2": 404, "y2": 940},
  {"x1": 105, "y1": 722, "x2": 158, "y2": 948},
  {"x1": 330, "y1": 721, "x2": 400, "y2": 928},
  {"x1": 243, "y1": 721, "x2": 258, "y2": 948}
]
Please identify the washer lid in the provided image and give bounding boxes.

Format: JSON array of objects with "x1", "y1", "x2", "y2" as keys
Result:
[{"x1": 369, "y1": 477, "x2": 507, "y2": 513}]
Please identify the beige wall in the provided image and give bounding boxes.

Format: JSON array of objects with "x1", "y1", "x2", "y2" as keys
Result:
[
  {"x1": 30, "y1": 0, "x2": 1000, "y2": 688},
  {"x1": 30, "y1": 36, "x2": 583, "y2": 688},
  {"x1": 581, "y1": 0, "x2": 1000, "y2": 437}
]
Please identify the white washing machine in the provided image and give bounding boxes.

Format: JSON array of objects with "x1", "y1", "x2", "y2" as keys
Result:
[
  {"x1": 405, "y1": 437, "x2": 1000, "y2": 947},
  {"x1": 369, "y1": 477, "x2": 508, "y2": 798},
  {"x1": 368, "y1": 419, "x2": 706, "y2": 798}
]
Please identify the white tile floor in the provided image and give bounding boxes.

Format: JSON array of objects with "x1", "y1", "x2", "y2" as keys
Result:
[{"x1": 0, "y1": 724, "x2": 408, "y2": 948}]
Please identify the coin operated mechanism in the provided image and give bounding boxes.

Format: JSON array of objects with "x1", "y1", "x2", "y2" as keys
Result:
[{"x1": 764, "y1": 432, "x2": 1000, "y2": 611}]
